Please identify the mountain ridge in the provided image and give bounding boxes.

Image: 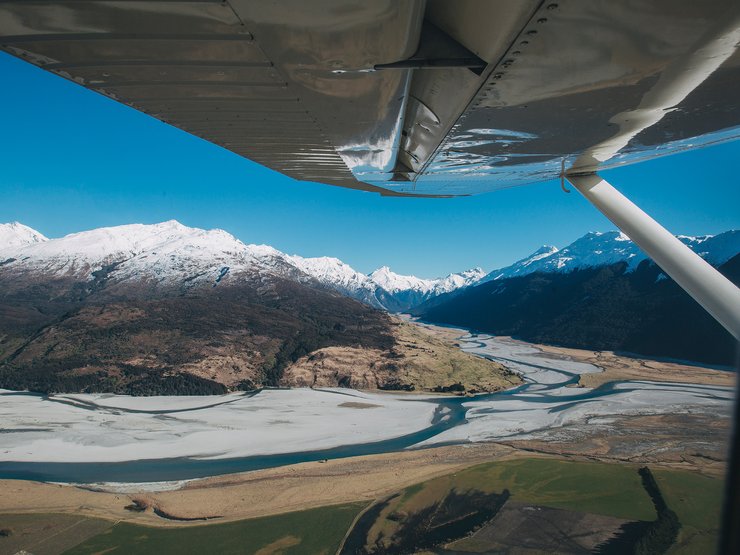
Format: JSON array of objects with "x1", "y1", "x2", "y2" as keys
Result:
[
  {"x1": 0, "y1": 221, "x2": 487, "y2": 311},
  {"x1": 2, "y1": 221, "x2": 738, "y2": 316},
  {"x1": 0, "y1": 221, "x2": 516, "y2": 395},
  {"x1": 2, "y1": 220, "x2": 737, "y2": 386},
  {"x1": 0, "y1": 221, "x2": 48, "y2": 251},
  {"x1": 480, "y1": 230, "x2": 739, "y2": 283}
]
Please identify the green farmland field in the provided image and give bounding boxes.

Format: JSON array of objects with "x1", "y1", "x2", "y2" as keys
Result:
[
  {"x1": 63, "y1": 502, "x2": 365, "y2": 555},
  {"x1": 405, "y1": 457, "x2": 658, "y2": 521},
  {"x1": 0, "y1": 457, "x2": 723, "y2": 555}
]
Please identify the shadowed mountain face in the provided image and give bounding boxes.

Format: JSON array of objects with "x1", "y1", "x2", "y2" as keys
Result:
[{"x1": 415, "y1": 255, "x2": 740, "y2": 366}]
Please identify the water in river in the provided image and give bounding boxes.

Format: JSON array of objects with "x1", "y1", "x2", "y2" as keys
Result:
[{"x1": 0, "y1": 333, "x2": 732, "y2": 483}]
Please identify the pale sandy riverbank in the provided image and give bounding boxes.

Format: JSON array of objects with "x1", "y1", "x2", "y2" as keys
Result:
[
  {"x1": 0, "y1": 444, "x2": 514, "y2": 526},
  {"x1": 0, "y1": 388, "x2": 438, "y2": 463}
]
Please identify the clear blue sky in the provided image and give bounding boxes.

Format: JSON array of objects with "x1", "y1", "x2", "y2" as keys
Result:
[{"x1": 1, "y1": 51, "x2": 738, "y2": 277}]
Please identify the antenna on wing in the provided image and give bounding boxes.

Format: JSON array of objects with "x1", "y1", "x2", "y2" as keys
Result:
[{"x1": 560, "y1": 159, "x2": 571, "y2": 193}]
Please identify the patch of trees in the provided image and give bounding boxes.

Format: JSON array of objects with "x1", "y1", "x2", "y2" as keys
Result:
[
  {"x1": 124, "y1": 499, "x2": 148, "y2": 512},
  {"x1": 117, "y1": 367, "x2": 227, "y2": 396},
  {"x1": 431, "y1": 382, "x2": 466, "y2": 394},
  {"x1": 595, "y1": 467, "x2": 680, "y2": 555},
  {"x1": 0, "y1": 363, "x2": 115, "y2": 395},
  {"x1": 340, "y1": 494, "x2": 400, "y2": 555},
  {"x1": 377, "y1": 379, "x2": 415, "y2": 392},
  {"x1": 260, "y1": 331, "x2": 326, "y2": 386},
  {"x1": 633, "y1": 467, "x2": 681, "y2": 555},
  {"x1": 0, "y1": 363, "x2": 226, "y2": 396}
]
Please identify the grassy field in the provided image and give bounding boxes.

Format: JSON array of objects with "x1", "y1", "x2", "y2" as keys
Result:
[
  {"x1": 389, "y1": 321, "x2": 521, "y2": 392},
  {"x1": 1, "y1": 459, "x2": 724, "y2": 555},
  {"x1": 0, "y1": 513, "x2": 112, "y2": 555},
  {"x1": 399, "y1": 458, "x2": 658, "y2": 521},
  {"x1": 63, "y1": 503, "x2": 365, "y2": 555},
  {"x1": 378, "y1": 459, "x2": 725, "y2": 554},
  {"x1": 351, "y1": 457, "x2": 661, "y2": 552},
  {"x1": 654, "y1": 468, "x2": 725, "y2": 555}
]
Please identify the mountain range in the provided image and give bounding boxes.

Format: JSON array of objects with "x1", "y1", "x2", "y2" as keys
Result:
[
  {"x1": 0, "y1": 221, "x2": 514, "y2": 395},
  {"x1": 3, "y1": 221, "x2": 737, "y2": 313},
  {"x1": 479, "y1": 230, "x2": 739, "y2": 281},
  {"x1": 1, "y1": 221, "x2": 738, "y2": 390},
  {"x1": 413, "y1": 231, "x2": 739, "y2": 366},
  {"x1": 0, "y1": 221, "x2": 484, "y2": 312}
]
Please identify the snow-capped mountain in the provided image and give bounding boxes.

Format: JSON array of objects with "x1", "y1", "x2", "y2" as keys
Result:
[
  {"x1": 0, "y1": 221, "x2": 480, "y2": 310},
  {"x1": 0, "y1": 220, "x2": 299, "y2": 286},
  {"x1": 367, "y1": 266, "x2": 486, "y2": 311},
  {"x1": 288, "y1": 255, "x2": 386, "y2": 308},
  {"x1": 482, "y1": 230, "x2": 740, "y2": 282},
  {"x1": 687, "y1": 231, "x2": 740, "y2": 266},
  {"x1": 0, "y1": 222, "x2": 48, "y2": 252},
  {"x1": 369, "y1": 266, "x2": 484, "y2": 295},
  {"x1": 369, "y1": 266, "x2": 436, "y2": 294},
  {"x1": 4, "y1": 221, "x2": 736, "y2": 313},
  {"x1": 482, "y1": 245, "x2": 559, "y2": 281}
]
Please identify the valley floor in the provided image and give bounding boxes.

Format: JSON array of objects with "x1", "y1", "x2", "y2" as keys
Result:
[
  {"x1": 0, "y1": 324, "x2": 732, "y2": 473},
  {"x1": 0, "y1": 322, "x2": 735, "y2": 548}
]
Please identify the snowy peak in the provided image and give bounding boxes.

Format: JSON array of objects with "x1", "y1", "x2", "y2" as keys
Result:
[
  {"x1": 366, "y1": 265, "x2": 487, "y2": 311},
  {"x1": 545, "y1": 230, "x2": 645, "y2": 272},
  {"x1": 433, "y1": 267, "x2": 487, "y2": 293},
  {"x1": 532, "y1": 245, "x2": 560, "y2": 256},
  {"x1": 686, "y1": 230, "x2": 739, "y2": 266},
  {"x1": 6, "y1": 219, "x2": 733, "y2": 313},
  {"x1": 369, "y1": 266, "x2": 435, "y2": 294},
  {"x1": 287, "y1": 254, "x2": 386, "y2": 308},
  {"x1": 0, "y1": 220, "x2": 294, "y2": 285},
  {"x1": 483, "y1": 245, "x2": 559, "y2": 281},
  {"x1": 484, "y1": 229, "x2": 739, "y2": 282},
  {"x1": 0, "y1": 222, "x2": 48, "y2": 252},
  {"x1": 368, "y1": 266, "x2": 484, "y2": 296},
  {"x1": 289, "y1": 255, "x2": 370, "y2": 288}
]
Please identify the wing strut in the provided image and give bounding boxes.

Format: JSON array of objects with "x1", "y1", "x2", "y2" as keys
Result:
[{"x1": 566, "y1": 173, "x2": 740, "y2": 340}]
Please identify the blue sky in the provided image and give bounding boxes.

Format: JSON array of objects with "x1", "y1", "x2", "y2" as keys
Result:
[{"x1": 1, "y1": 51, "x2": 738, "y2": 277}]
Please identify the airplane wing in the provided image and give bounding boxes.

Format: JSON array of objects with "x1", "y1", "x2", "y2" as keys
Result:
[{"x1": 0, "y1": 0, "x2": 739, "y2": 197}]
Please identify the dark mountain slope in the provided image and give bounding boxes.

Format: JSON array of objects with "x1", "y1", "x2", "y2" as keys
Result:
[
  {"x1": 0, "y1": 267, "x2": 514, "y2": 396},
  {"x1": 417, "y1": 255, "x2": 739, "y2": 366},
  {"x1": 0, "y1": 275, "x2": 395, "y2": 394}
]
